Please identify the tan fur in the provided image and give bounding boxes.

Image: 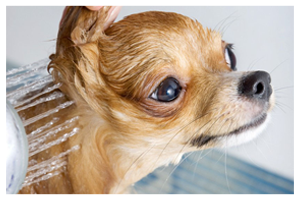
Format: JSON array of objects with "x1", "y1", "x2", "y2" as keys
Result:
[{"x1": 18, "y1": 6, "x2": 274, "y2": 194}]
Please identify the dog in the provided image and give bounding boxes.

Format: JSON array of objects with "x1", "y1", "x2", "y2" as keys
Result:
[{"x1": 18, "y1": 6, "x2": 274, "y2": 194}]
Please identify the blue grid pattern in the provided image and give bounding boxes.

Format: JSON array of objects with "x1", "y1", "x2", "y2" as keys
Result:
[{"x1": 134, "y1": 149, "x2": 294, "y2": 194}]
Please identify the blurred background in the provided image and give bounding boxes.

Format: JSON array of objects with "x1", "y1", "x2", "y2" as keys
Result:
[{"x1": 6, "y1": 6, "x2": 294, "y2": 193}]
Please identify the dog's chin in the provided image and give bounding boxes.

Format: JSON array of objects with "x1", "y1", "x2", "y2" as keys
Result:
[
  {"x1": 217, "y1": 113, "x2": 270, "y2": 148},
  {"x1": 189, "y1": 112, "x2": 270, "y2": 149}
]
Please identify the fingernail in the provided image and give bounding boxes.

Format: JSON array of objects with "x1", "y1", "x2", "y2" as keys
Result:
[{"x1": 86, "y1": 6, "x2": 103, "y2": 11}]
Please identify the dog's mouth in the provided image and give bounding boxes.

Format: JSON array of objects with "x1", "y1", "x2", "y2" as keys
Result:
[
  {"x1": 190, "y1": 113, "x2": 268, "y2": 148},
  {"x1": 227, "y1": 113, "x2": 267, "y2": 135}
]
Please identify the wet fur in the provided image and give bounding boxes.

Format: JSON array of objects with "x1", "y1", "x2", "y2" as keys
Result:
[{"x1": 19, "y1": 6, "x2": 274, "y2": 194}]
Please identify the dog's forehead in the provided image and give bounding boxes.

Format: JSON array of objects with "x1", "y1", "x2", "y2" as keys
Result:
[
  {"x1": 146, "y1": 12, "x2": 225, "y2": 71},
  {"x1": 123, "y1": 12, "x2": 225, "y2": 70},
  {"x1": 119, "y1": 11, "x2": 221, "y2": 41},
  {"x1": 105, "y1": 11, "x2": 228, "y2": 86}
]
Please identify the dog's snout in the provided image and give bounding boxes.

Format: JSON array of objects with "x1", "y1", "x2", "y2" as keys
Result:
[{"x1": 239, "y1": 71, "x2": 272, "y2": 101}]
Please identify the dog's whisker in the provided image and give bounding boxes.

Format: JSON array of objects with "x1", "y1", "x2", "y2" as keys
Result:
[
  {"x1": 274, "y1": 94, "x2": 287, "y2": 100},
  {"x1": 215, "y1": 149, "x2": 225, "y2": 164},
  {"x1": 242, "y1": 145, "x2": 254, "y2": 164},
  {"x1": 274, "y1": 90, "x2": 293, "y2": 99},
  {"x1": 198, "y1": 147, "x2": 215, "y2": 161},
  {"x1": 222, "y1": 117, "x2": 236, "y2": 148},
  {"x1": 220, "y1": 18, "x2": 238, "y2": 37},
  {"x1": 114, "y1": 144, "x2": 157, "y2": 193},
  {"x1": 184, "y1": 113, "x2": 229, "y2": 154},
  {"x1": 275, "y1": 100, "x2": 292, "y2": 112},
  {"x1": 274, "y1": 85, "x2": 294, "y2": 92},
  {"x1": 277, "y1": 101, "x2": 293, "y2": 110},
  {"x1": 151, "y1": 105, "x2": 223, "y2": 170},
  {"x1": 214, "y1": 10, "x2": 238, "y2": 34},
  {"x1": 192, "y1": 148, "x2": 205, "y2": 180},
  {"x1": 184, "y1": 114, "x2": 224, "y2": 150},
  {"x1": 149, "y1": 106, "x2": 228, "y2": 186},
  {"x1": 187, "y1": 109, "x2": 231, "y2": 145},
  {"x1": 269, "y1": 59, "x2": 289, "y2": 75},
  {"x1": 251, "y1": 140, "x2": 268, "y2": 161},
  {"x1": 224, "y1": 146, "x2": 232, "y2": 194},
  {"x1": 172, "y1": 110, "x2": 231, "y2": 169},
  {"x1": 189, "y1": 148, "x2": 217, "y2": 184},
  {"x1": 213, "y1": 16, "x2": 229, "y2": 32},
  {"x1": 191, "y1": 147, "x2": 215, "y2": 181},
  {"x1": 274, "y1": 103, "x2": 287, "y2": 114},
  {"x1": 259, "y1": 136, "x2": 273, "y2": 154},
  {"x1": 247, "y1": 56, "x2": 265, "y2": 71},
  {"x1": 159, "y1": 151, "x2": 194, "y2": 193}
]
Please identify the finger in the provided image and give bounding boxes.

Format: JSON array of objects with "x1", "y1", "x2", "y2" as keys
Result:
[
  {"x1": 103, "y1": 6, "x2": 122, "y2": 30},
  {"x1": 86, "y1": 6, "x2": 103, "y2": 11}
]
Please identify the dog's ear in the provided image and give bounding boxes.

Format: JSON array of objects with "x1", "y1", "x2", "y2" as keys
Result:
[
  {"x1": 49, "y1": 6, "x2": 114, "y2": 112},
  {"x1": 58, "y1": 6, "x2": 111, "y2": 47}
]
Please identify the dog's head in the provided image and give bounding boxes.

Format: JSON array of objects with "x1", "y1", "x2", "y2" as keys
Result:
[{"x1": 50, "y1": 6, "x2": 275, "y2": 177}]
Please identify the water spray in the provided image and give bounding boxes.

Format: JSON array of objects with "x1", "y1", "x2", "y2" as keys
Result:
[{"x1": 6, "y1": 59, "x2": 80, "y2": 194}]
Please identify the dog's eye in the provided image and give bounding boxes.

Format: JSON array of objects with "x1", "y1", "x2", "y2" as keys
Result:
[
  {"x1": 225, "y1": 44, "x2": 237, "y2": 71},
  {"x1": 150, "y1": 77, "x2": 182, "y2": 102}
]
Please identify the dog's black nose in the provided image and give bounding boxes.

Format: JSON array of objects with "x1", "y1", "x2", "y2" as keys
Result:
[{"x1": 238, "y1": 71, "x2": 272, "y2": 101}]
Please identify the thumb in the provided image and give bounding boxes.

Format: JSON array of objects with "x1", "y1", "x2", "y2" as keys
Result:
[{"x1": 103, "y1": 6, "x2": 122, "y2": 30}]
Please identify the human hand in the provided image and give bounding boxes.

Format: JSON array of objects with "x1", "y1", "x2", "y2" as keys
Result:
[
  {"x1": 60, "y1": 6, "x2": 121, "y2": 30},
  {"x1": 86, "y1": 6, "x2": 121, "y2": 30}
]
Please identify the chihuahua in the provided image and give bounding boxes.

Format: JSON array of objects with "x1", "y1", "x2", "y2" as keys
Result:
[{"x1": 18, "y1": 6, "x2": 274, "y2": 193}]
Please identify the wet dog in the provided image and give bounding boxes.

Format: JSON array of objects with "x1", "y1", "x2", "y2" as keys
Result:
[{"x1": 19, "y1": 6, "x2": 274, "y2": 193}]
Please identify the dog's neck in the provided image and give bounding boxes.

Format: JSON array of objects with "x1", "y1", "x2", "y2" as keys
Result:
[
  {"x1": 52, "y1": 103, "x2": 182, "y2": 194},
  {"x1": 66, "y1": 110, "x2": 184, "y2": 193}
]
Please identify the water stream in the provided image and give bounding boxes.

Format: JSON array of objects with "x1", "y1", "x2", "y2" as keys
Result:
[{"x1": 6, "y1": 58, "x2": 80, "y2": 190}]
